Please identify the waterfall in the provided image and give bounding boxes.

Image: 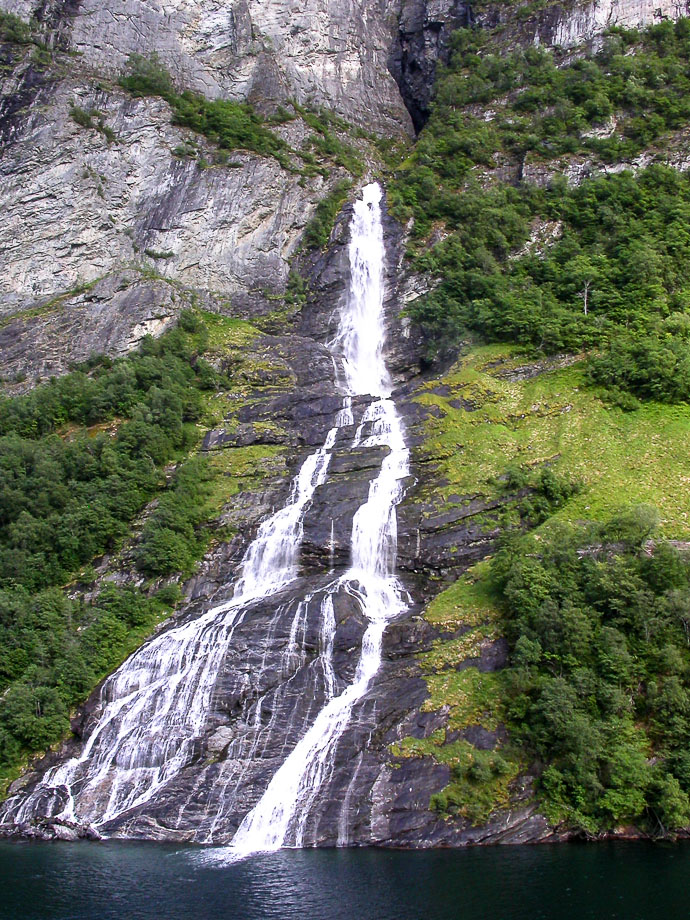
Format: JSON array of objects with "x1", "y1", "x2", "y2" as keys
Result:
[
  {"x1": 333, "y1": 183, "x2": 390, "y2": 398},
  {"x1": 0, "y1": 182, "x2": 410, "y2": 851},
  {"x1": 0, "y1": 427, "x2": 341, "y2": 829},
  {"x1": 228, "y1": 182, "x2": 410, "y2": 856}
]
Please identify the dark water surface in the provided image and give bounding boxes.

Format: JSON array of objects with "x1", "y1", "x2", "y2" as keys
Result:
[{"x1": 1, "y1": 839, "x2": 687, "y2": 920}]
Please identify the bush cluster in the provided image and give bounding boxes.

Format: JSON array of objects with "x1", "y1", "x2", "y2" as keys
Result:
[
  {"x1": 492, "y1": 508, "x2": 690, "y2": 834},
  {"x1": 390, "y1": 19, "x2": 690, "y2": 403},
  {"x1": 302, "y1": 180, "x2": 352, "y2": 249},
  {"x1": 0, "y1": 11, "x2": 32, "y2": 45},
  {"x1": 135, "y1": 456, "x2": 215, "y2": 576},
  {"x1": 0, "y1": 312, "x2": 227, "y2": 786},
  {"x1": 0, "y1": 584, "x2": 178, "y2": 772},
  {"x1": 0, "y1": 313, "x2": 224, "y2": 591}
]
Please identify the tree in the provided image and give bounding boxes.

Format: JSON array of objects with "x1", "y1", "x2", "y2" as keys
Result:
[{"x1": 567, "y1": 254, "x2": 602, "y2": 317}]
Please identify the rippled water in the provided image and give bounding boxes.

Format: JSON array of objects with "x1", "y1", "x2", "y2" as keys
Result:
[{"x1": 1, "y1": 841, "x2": 687, "y2": 920}]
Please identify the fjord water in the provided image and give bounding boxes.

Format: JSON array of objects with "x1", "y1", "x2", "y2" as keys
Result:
[
  {"x1": 1, "y1": 840, "x2": 688, "y2": 920},
  {"x1": 1, "y1": 182, "x2": 411, "y2": 848}
]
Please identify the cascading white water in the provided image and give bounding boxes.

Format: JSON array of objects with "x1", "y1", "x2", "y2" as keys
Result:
[
  {"x1": 333, "y1": 183, "x2": 391, "y2": 398},
  {"x1": 1, "y1": 423, "x2": 341, "y2": 829},
  {"x1": 1, "y1": 182, "x2": 410, "y2": 851},
  {"x1": 228, "y1": 181, "x2": 410, "y2": 857}
]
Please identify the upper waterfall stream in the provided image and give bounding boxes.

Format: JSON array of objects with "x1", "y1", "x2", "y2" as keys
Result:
[{"x1": 0, "y1": 182, "x2": 410, "y2": 854}]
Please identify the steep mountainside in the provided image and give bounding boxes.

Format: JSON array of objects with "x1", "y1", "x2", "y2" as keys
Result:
[{"x1": 2, "y1": 0, "x2": 690, "y2": 847}]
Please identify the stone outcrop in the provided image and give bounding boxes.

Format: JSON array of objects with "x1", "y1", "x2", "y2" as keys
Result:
[
  {"x1": 0, "y1": 0, "x2": 411, "y2": 381},
  {"x1": 476, "y1": 0, "x2": 690, "y2": 51},
  {"x1": 0, "y1": 271, "x2": 184, "y2": 391},
  {"x1": 1, "y1": 0, "x2": 413, "y2": 136},
  {"x1": 0, "y1": 69, "x2": 325, "y2": 315}
]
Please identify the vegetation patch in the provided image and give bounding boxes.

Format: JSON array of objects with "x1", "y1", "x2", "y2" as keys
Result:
[
  {"x1": 135, "y1": 456, "x2": 215, "y2": 577},
  {"x1": 423, "y1": 667, "x2": 504, "y2": 732},
  {"x1": 391, "y1": 561, "x2": 520, "y2": 824},
  {"x1": 119, "y1": 55, "x2": 369, "y2": 182},
  {"x1": 0, "y1": 278, "x2": 107, "y2": 335},
  {"x1": 424, "y1": 560, "x2": 496, "y2": 632},
  {"x1": 429, "y1": 22, "x2": 690, "y2": 170},
  {"x1": 0, "y1": 583, "x2": 180, "y2": 797},
  {"x1": 491, "y1": 512, "x2": 690, "y2": 836},
  {"x1": 389, "y1": 19, "x2": 690, "y2": 404},
  {"x1": 69, "y1": 105, "x2": 117, "y2": 144},
  {"x1": 201, "y1": 312, "x2": 262, "y2": 353},
  {"x1": 407, "y1": 338, "x2": 690, "y2": 829},
  {"x1": 0, "y1": 12, "x2": 33, "y2": 45},
  {"x1": 431, "y1": 742, "x2": 522, "y2": 825},
  {"x1": 206, "y1": 444, "x2": 286, "y2": 508},
  {"x1": 293, "y1": 102, "x2": 364, "y2": 177},
  {"x1": 302, "y1": 180, "x2": 353, "y2": 249},
  {"x1": 392, "y1": 732, "x2": 521, "y2": 825},
  {"x1": 415, "y1": 347, "x2": 690, "y2": 537},
  {"x1": 0, "y1": 311, "x2": 222, "y2": 588},
  {"x1": 403, "y1": 510, "x2": 690, "y2": 834}
]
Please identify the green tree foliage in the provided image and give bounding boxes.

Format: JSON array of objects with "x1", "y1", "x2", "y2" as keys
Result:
[
  {"x1": 0, "y1": 312, "x2": 225, "y2": 789},
  {"x1": 429, "y1": 21, "x2": 690, "y2": 167},
  {"x1": 292, "y1": 103, "x2": 364, "y2": 177},
  {"x1": 390, "y1": 19, "x2": 690, "y2": 403},
  {"x1": 0, "y1": 585, "x2": 176, "y2": 782},
  {"x1": 587, "y1": 331, "x2": 690, "y2": 405},
  {"x1": 492, "y1": 510, "x2": 690, "y2": 835},
  {"x1": 0, "y1": 312, "x2": 224, "y2": 592},
  {"x1": 0, "y1": 11, "x2": 33, "y2": 44},
  {"x1": 302, "y1": 180, "x2": 352, "y2": 249},
  {"x1": 119, "y1": 54, "x2": 290, "y2": 164},
  {"x1": 136, "y1": 456, "x2": 216, "y2": 576}
]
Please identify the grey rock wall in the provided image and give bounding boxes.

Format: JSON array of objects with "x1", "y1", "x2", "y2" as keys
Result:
[
  {"x1": 0, "y1": 0, "x2": 412, "y2": 136},
  {"x1": 0, "y1": 0, "x2": 417, "y2": 380},
  {"x1": 390, "y1": 0, "x2": 470, "y2": 131},
  {"x1": 477, "y1": 0, "x2": 690, "y2": 50},
  {"x1": 0, "y1": 73, "x2": 322, "y2": 315},
  {"x1": 0, "y1": 272, "x2": 183, "y2": 390}
]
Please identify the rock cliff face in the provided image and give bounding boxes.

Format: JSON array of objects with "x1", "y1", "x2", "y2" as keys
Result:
[
  {"x1": 4, "y1": 0, "x2": 690, "y2": 848},
  {"x1": 0, "y1": 65, "x2": 333, "y2": 384},
  {"x1": 475, "y1": 0, "x2": 690, "y2": 49},
  {"x1": 0, "y1": 0, "x2": 411, "y2": 387},
  {"x1": 3, "y1": 0, "x2": 688, "y2": 386},
  {"x1": 3, "y1": 0, "x2": 412, "y2": 134},
  {"x1": 389, "y1": 0, "x2": 471, "y2": 131}
]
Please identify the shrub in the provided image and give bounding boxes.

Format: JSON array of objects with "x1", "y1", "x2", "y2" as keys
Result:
[
  {"x1": 491, "y1": 510, "x2": 690, "y2": 834},
  {"x1": 0, "y1": 12, "x2": 32, "y2": 45},
  {"x1": 119, "y1": 54, "x2": 289, "y2": 163},
  {"x1": 303, "y1": 180, "x2": 352, "y2": 249}
]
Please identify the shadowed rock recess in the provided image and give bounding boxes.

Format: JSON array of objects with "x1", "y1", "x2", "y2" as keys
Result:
[{"x1": 4, "y1": 0, "x2": 690, "y2": 850}]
